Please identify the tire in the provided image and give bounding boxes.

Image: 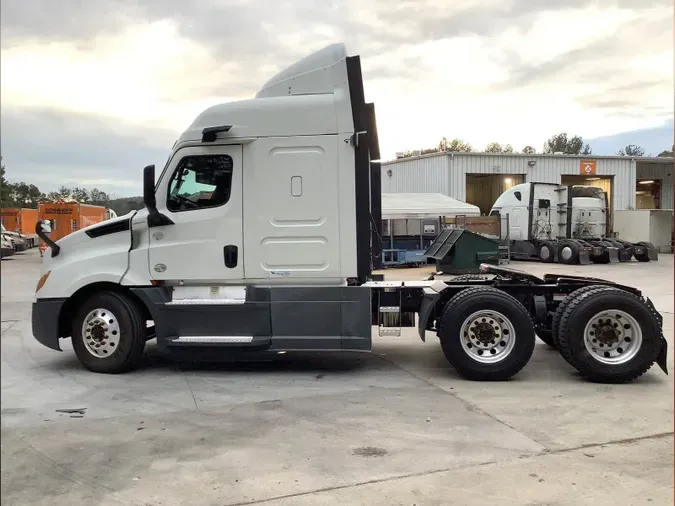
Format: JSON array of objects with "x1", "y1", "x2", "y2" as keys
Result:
[
  {"x1": 537, "y1": 241, "x2": 556, "y2": 263},
  {"x1": 557, "y1": 287, "x2": 662, "y2": 383},
  {"x1": 437, "y1": 286, "x2": 536, "y2": 381},
  {"x1": 536, "y1": 327, "x2": 556, "y2": 348},
  {"x1": 551, "y1": 285, "x2": 615, "y2": 352},
  {"x1": 71, "y1": 290, "x2": 147, "y2": 374},
  {"x1": 557, "y1": 240, "x2": 579, "y2": 265},
  {"x1": 634, "y1": 242, "x2": 652, "y2": 262}
]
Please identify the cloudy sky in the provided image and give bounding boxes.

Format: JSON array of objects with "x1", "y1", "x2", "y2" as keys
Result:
[{"x1": 1, "y1": 0, "x2": 673, "y2": 197}]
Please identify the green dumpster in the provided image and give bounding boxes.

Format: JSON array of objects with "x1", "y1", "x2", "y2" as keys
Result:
[{"x1": 424, "y1": 229, "x2": 499, "y2": 274}]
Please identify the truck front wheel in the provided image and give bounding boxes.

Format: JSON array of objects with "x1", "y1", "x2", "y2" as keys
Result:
[
  {"x1": 437, "y1": 287, "x2": 536, "y2": 381},
  {"x1": 71, "y1": 291, "x2": 147, "y2": 374}
]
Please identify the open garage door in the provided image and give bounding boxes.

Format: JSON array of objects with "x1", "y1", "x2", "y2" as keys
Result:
[
  {"x1": 636, "y1": 179, "x2": 661, "y2": 209},
  {"x1": 562, "y1": 175, "x2": 613, "y2": 236},
  {"x1": 466, "y1": 174, "x2": 525, "y2": 215}
]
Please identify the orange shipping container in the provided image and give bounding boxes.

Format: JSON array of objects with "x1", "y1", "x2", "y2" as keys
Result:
[
  {"x1": 38, "y1": 203, "x2": 106, "y2": 244},
  {"x1": 1, "y1": 208, "x2": 39, "y2": 235}
]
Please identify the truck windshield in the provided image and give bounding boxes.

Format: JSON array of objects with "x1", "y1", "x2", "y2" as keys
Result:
[{"x1": 570, "y1": 186, "x2": 604, "y2": 200}]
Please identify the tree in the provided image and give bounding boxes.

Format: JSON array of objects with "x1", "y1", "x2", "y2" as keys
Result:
[
  {"x1": 617, "y1": 144, "x2": 645, "y2": 157},
  {"x1": 10, "y1": 182, "x2": 43, "y2": 208},
  {"x1": 658, "y1": 144, "x2": 674, "y2": 157},
  {"x1": 522, "y1": 146, "x2": 536, "y2": 154},
  {"x1": 444, "y1": 138, "x2": 472, "y2": 152},
  {"x1": 485, "y1": 142, "x2": 503, "y2": 153},
  {"x1": 0, "y1": 157, "x2": 14, "y2": 206},
  {"x1": 503, "y1": 144, "x2": 514, "y2": 153},
  {"x1": 89, "y1": 188, "x2": 111, "y2": 206},
  {"x1": 71, "y1": 187, "x2": 91, "y2": 203},
  {"x1": 543, "y1": 133, "x2": 592, "y2": 155}
]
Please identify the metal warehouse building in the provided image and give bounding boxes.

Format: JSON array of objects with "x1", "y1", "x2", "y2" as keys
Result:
[{"x1": 381, "y1": 152, "x2": 674, "y2": 216}]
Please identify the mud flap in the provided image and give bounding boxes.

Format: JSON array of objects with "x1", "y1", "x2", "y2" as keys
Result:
[
  {"x1": 656, "y1": 337, "x2": 668, "y2": 375},
  {"x1": 417, "y1": 293, "x2": 440, "y2": 342},
  {"x1": 646, "y1": 247, "x2": 659, "y2": 261},
  {"x1": 578, "y1": 247, "x2": 592, "y2": 265},
  {"x1": 606, "y1": 246, "x2": 620, "y2": 263}
]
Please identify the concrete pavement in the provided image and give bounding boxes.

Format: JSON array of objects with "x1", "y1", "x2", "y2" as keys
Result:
[{"x1": 1, "y1": 251, "x2": 673, "y2": 505}]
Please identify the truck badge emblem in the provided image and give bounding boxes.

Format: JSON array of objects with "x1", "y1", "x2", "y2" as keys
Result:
[{"x1": 154, "y1": 263, "x2": 167, "y2": 273}]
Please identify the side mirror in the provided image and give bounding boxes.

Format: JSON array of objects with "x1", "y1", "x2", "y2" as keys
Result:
[
  {"x1": 35, "y1": 220, "x2": 60, "y2": 258},
  {"x1": 143, "y1": 164, "x2": 157, "y2": 209},
  {"x1": 39, "y1": 220, "x2": 52, "y2": 234},
  {"x1": 143, "y1": 164, "x2": 174, "y2": 228}
]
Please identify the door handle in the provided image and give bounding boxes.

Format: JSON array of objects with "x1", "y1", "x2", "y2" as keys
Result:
[{"x1": 224, "y1": 245, "x2": 238, "y2": 268}]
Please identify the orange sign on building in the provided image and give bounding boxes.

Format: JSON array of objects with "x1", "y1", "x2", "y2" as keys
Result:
[{"x1": 579, "y1": 160, "x2": 597, "y2": 175}]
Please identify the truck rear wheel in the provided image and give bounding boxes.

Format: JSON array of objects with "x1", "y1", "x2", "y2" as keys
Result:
[
  {"x1": 634, "y1": 242, "x2": 652, "y2": 262},
  {"x1": 557, "y1": 287, "x2": 661, "y2": 383},
  {"x1": 438, "y1": 287, "x2": 535, "y2": 381},
  {"x1": 535, "y1": 327, "x2": 556, "y2": 348},
  {"x1": 537, "y1": 241, "x2": 556, "y2": 263},
  {"x1": 557, "y1": 240, "x2": 580, "y2": 265},
  {"x1": 551, "y1": 285, "x2": 615, "y2": 352},
  {"x1": 71, "y1": 291, "x2": 147, "y2": 374}
]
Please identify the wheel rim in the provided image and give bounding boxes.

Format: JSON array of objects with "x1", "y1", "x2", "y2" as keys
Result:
[
  {"x1": 460, "y1": 310, "x2": 516, "y2": 363},
  {"x1": 560, "y1": 246, "x2": 573, "y2": 261},
  {"x1": 81, "y1": 308, "x2": 121, "y2": 358},
  {"x1": 540, "y1": 247, "x2": 551, "y2": 261},
  {"x1": 583, "y1": 310, "x2": 642, "y2": 365}
]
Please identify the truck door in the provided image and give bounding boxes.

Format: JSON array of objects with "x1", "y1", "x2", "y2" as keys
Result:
[{"x1": 148, "y1": 145, "x2": 243, "y2": 282}]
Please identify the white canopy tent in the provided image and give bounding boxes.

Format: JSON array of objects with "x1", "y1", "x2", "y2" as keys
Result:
[
  {"x1": 379, "y1": 194, "x2": 483, "y2": 262},
  {"x1": 381, "y1": 193, "x2": 481, "y2": 220}
]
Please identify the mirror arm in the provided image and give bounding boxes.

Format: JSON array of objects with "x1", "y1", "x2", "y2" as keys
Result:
[
  {"x1": 35, "y1": 220, "x2": 61, "y2": 258},
  {"x1": 143, "y1": 164, "x2": 174, "y2": 228}
]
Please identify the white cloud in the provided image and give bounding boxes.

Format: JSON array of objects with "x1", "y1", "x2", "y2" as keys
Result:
[
  {"x1": 1, "y1": 20, "x2": 239, "y2": 131},
  {"x1": 0, "y1": 0, "x2": 672, "y2": 196}
]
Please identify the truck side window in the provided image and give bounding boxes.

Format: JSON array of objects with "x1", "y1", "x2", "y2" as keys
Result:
[
  {"x1": 514, "y1": 191, "x2": 522, "y2": 201},
  {"x1": 167, "y1": 155, "x2": 233, "y2": 212}
]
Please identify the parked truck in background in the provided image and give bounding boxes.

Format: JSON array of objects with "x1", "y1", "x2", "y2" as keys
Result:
[
  {"x1": 31, "y1": 43, "x2": 668, "y2": 385},
  {"x1": 490, "y1": 182, "x2": 659, "y2": 265},
  {"x1": 1, "y1": 208, "x2": 39, "y2": 248}
]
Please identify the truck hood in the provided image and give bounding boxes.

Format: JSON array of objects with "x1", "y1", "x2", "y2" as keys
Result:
[{"x1": 49, "y1": 211, "x2": 137, "y2": 255}]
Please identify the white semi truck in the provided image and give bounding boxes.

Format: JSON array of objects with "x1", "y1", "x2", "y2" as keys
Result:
[
  {"x1": 32, "y1": 43, "x2": 668, "y2": 383},
  {"x1": 490, "y1": 183, "x2": 658, "y2": 265}
]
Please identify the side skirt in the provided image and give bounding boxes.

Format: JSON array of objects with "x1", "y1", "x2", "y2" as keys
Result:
[{"x1": 130, "y1": 285, "x2": 373, "y2": 357}]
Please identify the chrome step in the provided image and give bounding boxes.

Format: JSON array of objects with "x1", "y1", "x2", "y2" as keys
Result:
[{"x1": 170, "y1": 335, "x2": 253, "y2": 344}]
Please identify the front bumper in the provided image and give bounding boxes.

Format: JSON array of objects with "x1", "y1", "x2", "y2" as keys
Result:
[
  {"x1": 32, "y1": 299, "x2": 67, "y2": 351},
  {"x1": 1, "y1": 247, "x2": 14, "y2": 258}
]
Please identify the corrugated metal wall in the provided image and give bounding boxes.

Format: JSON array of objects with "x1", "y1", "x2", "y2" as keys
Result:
[
  {"x1": 382, "y1": 154, "x2": 637, "y2": 211},
  {"x1": 380, "y1": 154, "x2": 449, "y2": 194},
  {"x1": 637, "y1": 162, "x2": 674, "y2": 210}
]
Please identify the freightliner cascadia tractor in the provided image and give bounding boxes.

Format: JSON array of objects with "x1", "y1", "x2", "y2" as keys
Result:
[{"x1": 32, "y1": 44, "x2": 668, "y2": 383}]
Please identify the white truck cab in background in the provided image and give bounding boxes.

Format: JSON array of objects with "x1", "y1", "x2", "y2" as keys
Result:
[{"x1": 490, "y1": 182, "x2": 657, "y2": 264}]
